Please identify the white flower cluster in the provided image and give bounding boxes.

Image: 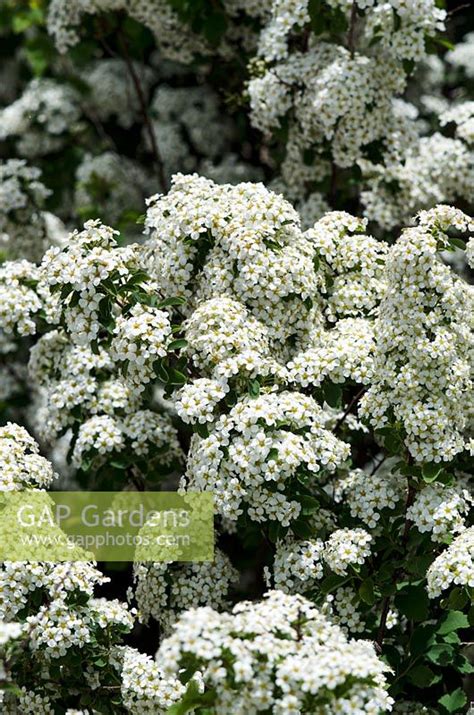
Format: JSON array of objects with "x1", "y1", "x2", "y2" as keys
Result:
[
  {"x1": 446, "y1": 31, "x2": 474, "y2": 79},
  {"x1": 407, "y1": 482, "x2": 473, "y2": 543},
  {"x1": 39, "y1": 219, "x2": 145, "y2": 347},
  {"x1": 361, "y1": 206, "x2": 474, "y2": 462},
  {"x1": 0, "y1": 423, "x2": 54, "y2": 490},
  {"x1": 28, "y1": 330, "x2": 182, "y2": 469},
  {"x1": 0, "y1": 560, "x2": 106, "y2": 621},
  {"x1": 110, "y1": 304, "x2": 172, "y2": 387},
  {"x1": 426, "y1": 527, "x2": 474, "y2": 599},
  {"x1": 440, "y1": 101, "x2": 474, "y2": 146},
  {"x1": 0, "y1": 260, "x2": 42, "y2": 336},
  {"x1": 287, "y1": 318, "x2": 376, "y2": 389},
  {"x1": 0, "y1": 160, "x2": 55, "y2": 262},
  {"x1": 112, "y1": 646, "x2": 185, "y2": 714},
  {"x1": 360, "y1": 134, "x2": 474, "y2": 229},
  {"x1": 144, "y1": 174, "x2": 319, "y2": 349},
  {"x1": 175, "y1": 378, "x2": 229, "y2": 424},
  {"x1": 0, "y1": 621, "x2": 22, "y2": 703},
  {"x1": 132, "y1": 549, "x2": 238, "y2": 632},
  {"x1": 249, "y1": 44, "x2": 406, "y2": 168},
  {"x1": 264, "y1": 536, "x2": 324, "y2": 593},
  {"x1": 47, "y1": 0, "x2": 208, "y2": 62},
  {"x1": 82, "y1": 59, "x2": 154, "y2": 129},
  {"x1": 149, "y1": 85, "x2": 235, "y2": 178},
  {"x1": 324, "y1": 586, "x2": 367, "y2": 634},
  {"x1": 26, "y1": 596, "x2": 134, "y2": 660},
  {"x1": 322, "y1": 528, "x2": 372, "y2": 575},
  {"x1": 74, "y1": 152, "x2": 151, "y2": 226},
  {"x1": 183, "y1": 390, "x2": 350, "y2": 525},
  {"x1": 156, "y1": 590, "x2": 393, "y2": 714},
  {"x1": 0, "y1": 79, "x2": 81, "y2": 158},
  {"x1": 337, "y1": 468, "x2": 405, "y2": 529}
]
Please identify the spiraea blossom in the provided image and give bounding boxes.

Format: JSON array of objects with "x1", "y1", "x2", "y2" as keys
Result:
[
  {"x1": 156, "y1": 590, "x2": 393, "y2": 714},
  {"x1": 1, "y1": 1, "x2": 474, "y2": 707},
  {"x1": 183, "y1": 390, "x2": 350, "y2": 525},
  {"x1": 361, "y1": 206, "x2": 474, "y2": 463},
  {"x1": 426, "y1": 527, "x2": 474, "y2": 599}
]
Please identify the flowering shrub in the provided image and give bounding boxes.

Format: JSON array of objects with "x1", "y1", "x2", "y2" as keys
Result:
[{"x1": 0, "y1": 0, "x2": 473, "y2": 713}]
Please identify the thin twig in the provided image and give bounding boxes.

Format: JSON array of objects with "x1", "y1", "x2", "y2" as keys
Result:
[
  {"x1": 347, "y1": 1, "x2": 358, "y2": 57},
  {"x1": 334, "y1": 387, "x2": 366, "y2": 431},
  {"x1": 370, "y1": 454, "x2": 387, "y2": 476},
  {"x1": 117, "y1": 28, "x2": 168, "y2": 190},
  {"x1": 376, "y1": 482, "x2": 416, "y2": 647}
]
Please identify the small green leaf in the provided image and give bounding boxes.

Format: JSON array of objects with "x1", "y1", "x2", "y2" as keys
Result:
[
  {"x1": 168, "y1": 338, "x2": 188, "y2": 351},
  {"x1": 359, "y1": 578, "x2": 375, "y2": 605},
  {"x1": 248, "y1": 379, "x2": 260, "y2": 398},
  {"x1": 158, "y1": 296, "x2": 186, "y2": 308},
  {"x1": 323, "y1": 382, "x2": 342, "y2": 409},
  {"x1": 426, "y1": 643, "x2": 453, "y2": 665},
  {"x1": 437, "y1": 610, "x2": 469, "y2": 635},
  {"x1": 395, "y1": 583, "x2": 429, "y2": 621},
  {"x1": 407, "y1": 663, "x2": 436, "y2": 687},
  {"x1": 439, "y1": 688, "x2": 467, "y2": 713},
  {"x1": 448, "y1": 237, "x2": 467, "y2": 251},
  {"x1": 422, "y1": 462, "x2": 443, "y2": 483}
]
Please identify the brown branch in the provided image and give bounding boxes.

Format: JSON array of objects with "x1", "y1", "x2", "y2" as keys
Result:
[
  {"x1": 334, "y1": 387, "x2": 366, "y2": 431},
  {"x1": 117, "y1": 28, "x2": 168, "y2": 191},
  {"x1": 376, "y1": 482, "x2": 416, "y2": 648},
  {"x1": 347, "y1": 1, "x2": 358, "y2": 57}
]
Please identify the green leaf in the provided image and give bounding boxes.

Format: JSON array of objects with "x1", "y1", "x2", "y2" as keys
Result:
[
  {"x1": 410, "y1": 624, "x2": 436, "y2": 657},
  {"x1": 168, "y1": 338, "x2": 188, "y2": 351},
  {"x1": 322, "y1": 382, "x2": 342, "y2": 409},
  {"x1": 395, "y1": 583, "x2": 429, "y2": 621},
  {"x1": 297, "y1": 495, "x2": 320, "y2": 514},
  {"x1": 448, "y1": 237, "x2": 467, "y2": 251},
  {"x1": 445, "y1": 587, "x2": 469, "y2": 611},
  {"x1": 437, "y1": 611, "x2": 469, "y2": 635},
  {"x1": 169, "y1": 368, "x2": 187, "y2": 386},
  {"x1": 158, "y1": 296, "x2": 186, "y2": 308},
  {"x1": 439, "y1": 688, "x2": 467, "y2": 713},
  {"x1": 166, "y1": 680, "x2": 216, "y2": 714},
  {"x1": 422, "y1": 462, "x2": 443, "y2": 483},
  {"x1": 248, "y1": 379, "x2": 260, "y2": 398},
  {"x1": 426, "y1": 643, "x2": 453, "y2": 665},
  {"x1": 291, "y1": 517, "x2": 315, "y2": 539},
  {"x1": 407, "y1": 663, "x2": 437, "y2": 687},
  {"x1": 268, "y1": 521, "x2": 282, "y2": 543},
  {"x1": 359, "y1": 578, "x2": 375, "y2": 605}
]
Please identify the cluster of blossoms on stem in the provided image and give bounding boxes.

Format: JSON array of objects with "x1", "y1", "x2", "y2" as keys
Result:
[
  {"x1": 183, "y1": 390, "x2": 350, "y2": 524},
  {"x1": 336, "y1": 467, "x2": 405, "y2": 529},
  {"x1": 111, "y1": 646, "x2": 185, "y2": 714},
  {"x1": 74, "y1": 152, "x2": 151, "y2": 227},
  {"x1": 324, "y1": 586, "x2": 368, "y2": 635},
  {"x1": 360, "y1": 206, "x2": 474, "y2": 462},
  {"x1": 131, "y1": 548, "x2": 238, "y2": 632},
  {"x1": 322, "y1": 528, "x2": 372, "y2": 575},
  {"x1": 407, "y1": 482, "x2": 473, "y2": 543},
  {"x1": 426, "y1": 527, "x2": 474, "y2": 599},
  {"x1": 81, "y1": 58, "x2": 154, "y2": 130},
  {"x1": 0, "y1": 79, "x2": 82, "y2": 159},
  {"x1": 156, "y1": 590, "x2": 393, "y2": 714},
  {"x1": 360, "y1": 134, "x2": 474, "y2": 229},
  {"x1": 0, "y1": 422, "x2": 54, "y2": 490},
  {"x1": 264, "y1": 536, "x2": 324, "y2": 593},
  {"x1": 47, "y1": 0, "x2": 209, "y2": 62},
  {"x1": 0, "y1": 159, "x2": 64, "y2": 263}
]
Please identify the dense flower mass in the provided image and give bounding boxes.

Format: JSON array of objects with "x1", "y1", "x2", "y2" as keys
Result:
[
  {"x1": 183, "y1": 390, "x2": 350, "y2": 524},
  {"x1": 157, "y1": 590, "x2": 393, "y2": 714},
  {"x1": 0, "y1": 1, "x2": 473, "y2": 712}
]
